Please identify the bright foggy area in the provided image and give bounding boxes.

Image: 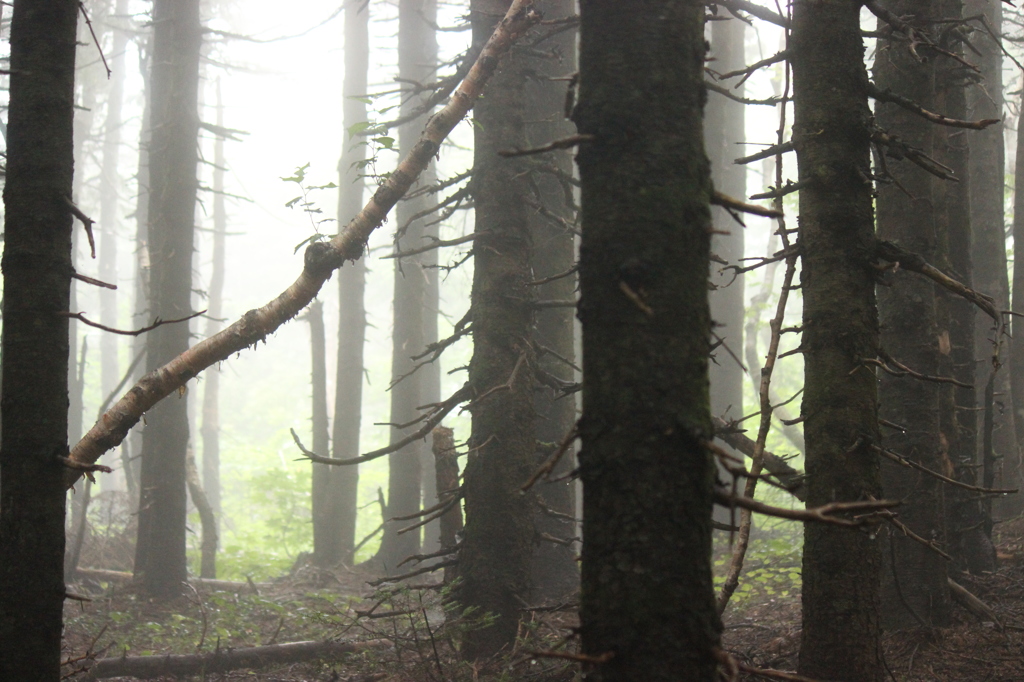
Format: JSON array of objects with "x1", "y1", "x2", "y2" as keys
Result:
[{"x1": 4, "y1": 0, "x2": 1024, "y2": 680}]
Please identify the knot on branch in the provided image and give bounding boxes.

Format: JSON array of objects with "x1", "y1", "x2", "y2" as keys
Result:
[{"x1": 302, "y1": 241, "x2": 344, "y2": 277}]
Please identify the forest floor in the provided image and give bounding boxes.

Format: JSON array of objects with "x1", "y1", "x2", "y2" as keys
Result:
[{"x1": 62, "y1": 518, "x2": 1024, "y2": 681}]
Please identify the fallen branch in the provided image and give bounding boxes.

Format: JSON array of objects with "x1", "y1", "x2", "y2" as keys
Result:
[
  {"x1": 712, "y1": 417, "x2": 805, "y2": 500},
  {"x1": 62, "y1": 0, "x2": 542, "y2": 487},
  {"x1": 948, "y1": 578, "x2": 1002, "y2": 629},
  {"x1": 714, "y1": 490, "x2": 898, "y2": 527},
  {"x1": 73, "y1": 567, "x2": 266, "y2": 593},
  {"x1": 80, "y1": 639, "x2": 389, "y2": 680}
]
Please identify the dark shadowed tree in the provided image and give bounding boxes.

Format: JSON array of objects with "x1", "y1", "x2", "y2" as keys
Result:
[
  {"x1": 0, "y1": 1, "x2": 78, "y2": 678},
  {"x1": 873, "y1": 0, "x2": 950, "y2": 629},
  {"x1": 574, "y1": 0, "x2": 720, "y2": 679},
  {"x1": 134, "y1": 0, "x2": 203, "y2": 598},
  {"x1": 792, "y1": 0, "x2": 883, "y2": 678},
  {"x1": 459, "y1": 0, "x2": 539, "y2": 658},
  {"x1": 527, "y1": 0, "x2": 579, "y2": 603},
  {"x1": 329, "y1": 0, "x2": 370, "y2": 567}
]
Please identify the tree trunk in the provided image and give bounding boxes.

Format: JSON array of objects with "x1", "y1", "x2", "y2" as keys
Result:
[
  {"x1": 873, "y1": 0, "x2": 951, "y2": 629},
  {"x1": 459, "y1": 0, "x2": 538, "y2": 659},
  {"x1": 309, "y1": 301, "x2": 335, "y2": 568},
  {"x1": 185, "y1": 447, "x2": 217, "y2": 579},
  {"x1": 373, "y1": 0, "x2": 440, "y2": 572},
  {"x1": 527, "y1": 0, "x2": 579, "y2": 603},
  {"x1": 200, "y1": 79, "x2": 227, "y2": 533},
  {"x1": 707, "y1": 10, "x2": 746, "y2": 423},
  {"x1": 331, "y1": 0, "x2": 370, "y2": 566},
  {"x1": 134, "y1": 0, "x2": 202, "y2": 598},
  {"x1": 965, "y1": 0, "x2": 1020, "y2": 516},
  {"x1": 575, "y1": 1, "x2": 719, "y2": 679},
  {"x1": 792, "y1": 0, "x2": 883, "y2": 678},
  {"x1": 0, "y1": 2, "x2": 78, "y2": 679}
]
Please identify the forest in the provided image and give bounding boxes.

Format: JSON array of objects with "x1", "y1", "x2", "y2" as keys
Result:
[{"x1": 4, "y1": 0, "x2": 1024, "y2": 680}]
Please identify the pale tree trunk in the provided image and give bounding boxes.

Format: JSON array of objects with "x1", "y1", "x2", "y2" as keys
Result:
[
  {"x1": 134, "y1": 0, "x2": 202, "y2": 598},
  {"x1": 329, "y1": 0, "x2": 370, "y2": 566},
  {"x1": 0, "y1": 2, "x2": 78, "y2": 678},
  {"x1": 793, "y1": 0, "x2": 883, "y2": 678},
  {"x1": 576, "y1": 0, "x2": 720, "y2": 677}
]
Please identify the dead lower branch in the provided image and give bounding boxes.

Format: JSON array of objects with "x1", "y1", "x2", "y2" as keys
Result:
[
  {"x1": 65, "y1": 195, "x2": 97, "y2": 258},
  {"x1": 72, "y1": 272, "x2": 117, "y2": 290},
  {"x1": 860, "y1": 349, "x2": 972, "y2": 388},
  {"x1": 711, "y1": 190, "x2": 783, "y2": 218},
  {"x1": 867, "y1": 83, "x2": 998, "y2": 129},
  {"x1": 58, "y1": 310, "x2": 206, "y2": 337},
  {"x1": 712, "y1": 417, "x2": 805, "y2": 500},
  {"x1": 735, "y1": 141, "x2": 793, "y2": 165},
  {"x1": 871, "y1": 444, "x2": 1018, "y2": 495},
  {"x1": 366, "y1": 559, "x2": 458, "y2": 587},
  {"x1": 714, "y1": 489, "x2": 898, "y2": 526},
  {"x1": 498, "y1": 133, "x2": 595, "y2": 157}
]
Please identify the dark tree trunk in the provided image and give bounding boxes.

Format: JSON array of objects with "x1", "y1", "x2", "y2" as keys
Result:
[
  {"x1": 200, "y1": 79, "x2": 227, "y2": 534},
  {"x1": 792, "y1": 0, "x2": 883, "y2": 678},
  {"x1": 99, "y1": 0, "x2": 130, "y2": 411},
  {"x1": 0, "y1": 2, "x2": 78, "y2": 679},
  {"x1": 134, "y1": 0, "x2": 202, "y2": 598},
  {"x1": 574, "y1": 1, "x2": 719, "y2": 679},
  {"x1": 527, "y1": 0, "x2": 579, "y2": 603},
  {"x1": 309, "y1": 301, "x2": 335, "y2": 567},
  {"x1": 873, "y1": 0, "x2": 951, "y2": 629},
  {"x1": 459, "y1": 0, "x2": 538, "y2": 659},
  {"x1": 373, "y1": 0, "x2": 440, "y2": 571},
  {"x1": 330, "y1": 0, "x2": 370, "y2": 566},
  {"x1": 706, "y1": 10, "x2": 746, "y2": 423},
  {"x1": 965, "y1": 0, "x2": 1020, "y2": 516},
  {"x1": 432, "y1": 426, "x2": 462, "y2": 586}
]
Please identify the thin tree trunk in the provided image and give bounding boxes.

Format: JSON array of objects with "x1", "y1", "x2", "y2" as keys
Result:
[
  {"x1": 0, "y1": 2, "x2": 78, "y2": 678},
  {"x1": 331, "y1": 0, "x2": 370, "y2": 566},
  {"x1": 965, "y1": 0, "x2": 1020, "y2": 517},
  {"x1": 134, "y1": 0, "x2": 202, "y2": 598},
  {"x1": 792, "y1": 0, "x2": 883, "y2": 678},
  {"x1": 873, "y1": 0, "x2": 950, "y2": 629},
  {"x1": 707, "y1": 9, "x2": 746, "y2": 423},
  {"x1": 373, "y1": 0, "x2": 440, "y2": 571},
  {"x1": 200, "y1": 79, "x2": 227, "y2": 534},
  {"x1": 308, "y1": 301, "x2": 335, "y2": 567},
  {"x1": 185, "y1": 447, "x2": 217, "y2": 579},
  {"x1": 527, "y1": 0, "x2": 579, "y2": 603},
  {"x1": 575, "y1": 1, "x2": 719, "y2": 679}
]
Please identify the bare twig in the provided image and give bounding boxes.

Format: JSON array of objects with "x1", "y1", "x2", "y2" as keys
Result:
[
  {"x1": 867, "y1": 83, "x2": 998, "y2": 129},
  {"x1": 499, "y1": 133, "x2": 595, "y2": 157},
  {"x1": 77, "y1": 2, "x2": 111, "y2": 79},
  {"x1": 714, "y1": 489, "x2": 899, "y2": 526},
  {"x1": 58, "y1": 310, "x2": 206, "y2": 337},
  {"x1": 711, "y1": 190, "x2": 783, "y2": 218},
  {"x1": 872, "y1": 444, "x2": 1017, "y2": 495},
  {"x1": 65, "y1": 196, "x2": 97, "y2": 258}
]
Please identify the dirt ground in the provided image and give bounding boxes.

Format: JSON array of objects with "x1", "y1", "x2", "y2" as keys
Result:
[{"x1": 62, "y1": 518, "x2": 1024, "y2": 681}]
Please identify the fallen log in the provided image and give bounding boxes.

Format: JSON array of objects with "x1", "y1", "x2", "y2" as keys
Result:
[
  {"x1": 74, "y1": 567, "x2": 267, "y2": 594},
  {"x1": 949, "y1": 578, "x2": 1002, "y2": 630},
  {"x1": 81, "y1": 639, "x2": 389, "y2": 680},
  {"x1": 712, "y1": 416, "x2": 806, "y2": 500}
]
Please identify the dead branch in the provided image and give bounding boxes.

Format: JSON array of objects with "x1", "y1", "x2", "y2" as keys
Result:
[
  {"x1": 871, "y1": 444, "x2": 1017, "y2": 495},
  {"x1": 65, "y1": 195, "x2": 97, "y2": 258},
  {"x1": 714, "y1": 0, "x2": 788, "y2": 28},
  {"x1": 749, "y1": 179, "x2": 807, "y2": 201},
  {"x1": 198, "y1": 121, "x2": 249, "y2": 141},
  {"x1": 63, "y1": 0, "x2": 542, "y2": 487},
  {"x1": 58, "y1": 310, "x2": 206, "y2": 337},
  {"x1": 711, "y1": 190, "x2": 783, "y2": 218},
  {"x1": 366, "y1": 559, "x2": 457, "y2": 587},
  {"x1": 875, "y1": 239, "x2": 999, "y2": 320},
  {"x1": 706, "y1": 80, "x2": 784, "y2": 106},
  {"x1": 384, "y1": 233, "x2": 479, "y2": 260},
  {"x1": 735, "y1": 141, "x2": 793, "y2": 165},
  {"x1": 77, "y1": 2, "x2": 111, "y2": 79},
  {"x1": 860, "y1": 350, "x2": 971, "y2": 388},
  {"x1": 714, "y1": 489, "x2": 898, "y2": 526},
  {"x1": 717, "y1": 50, "x2": 790, "y2": 86},
  {"x1": 526, "y1": 650, "x2": 614, "y2": 665},
  {"x1": 397, "y1": 545, "x2": 459, "y2": 568},
  {"x1": 871, "y1": 128, "x2": 958, "y2": 181},
  {"x1": 72, "y1": 568, "x2": 267, "y2": 594},
  {"x1": 80, "y1": 640, "x2": 389, "y2": 680},
  {"x1": 396, "y1": 495, "x2": 462, "y2": 535},
  {"x1": 948, "y1": 578, "x2": 1002, "y2": 628},
  {"x1": 867, "y1": 83, "x2": 998, "y2": 129},
  {"x1": 712, "y1": 417, "x2": 805, "y2": 500},
  {"x1": 72, "y1": 272, "x2": 117, "y2": 290},
  {"x1": 714, "y1": 648, "x2": 824, "y2": 682},
  {"x1": 498, "y1": 133, "x2": 595, "y2": 157}
]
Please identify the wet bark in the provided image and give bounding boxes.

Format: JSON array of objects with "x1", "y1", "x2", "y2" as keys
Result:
[
  {"x1": 965, "y1": 0, "x2": 1020, "y2": 516},
  {"x1": 200, "y1": 80, "x2": 227, "y2": 532},
  {"x1": 707, "y1": 11, "x2": 746, "y2": 423},
  {"x1": 527, "y1": 0, "x2": 579, "y2": 603},
  {"x1": 134, "y1": 0, "x2": 202, "y2": 598},
  {"x1": 0, "y1": 1, "x2": 78, "y2": 678},
  {"x1": 792, "y1": 0, "x2": 883, "y2": 678},
  {"x1": 873, "y1": 0, "x2": 950, "y2": 629},
  {"x1": 459, "y1": 0, "x2": 538, "y2": 659},
  {"x1": 575, "y1": 1, "x2": 720, "y2": 679},
  {"x1": 330, "y1": 0, "x2": 370, "y2": 566},
  {"x1": 374, "y1": 0, "x2": 440, "y2": 571}
]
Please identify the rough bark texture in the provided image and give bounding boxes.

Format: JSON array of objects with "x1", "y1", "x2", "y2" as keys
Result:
[
  {"x1": 374, "y1": 0, "x2": 440, "y2": 571},
  {"x1": 575, "y1": 1, "x2": 720, "y2": 679},
  {"x1": 792, "y1": 0, "x2": 883, "y2": 678},
  {"x1": 459, "y1": 0, "x2": 538, "y2": 659},
  {"x1": 965, "y1": 0, "x2": 1020, "y2": 516},
  {"x1": 432, "y1": 426, "x2": 462, "y2": 586},
  {"x1": 707, "y1": 11, "x2": 746, "y2": 423},
  {"x1": 527, "y1": 0, "x2": 579, "y2": 603},
  {"x1": 309, "y1": 301, "x2": 334, "y2": 567},
  {"x1": 134, "y1": 0, "x2": 202, "y2": 598},
  {"x1": 0, "y1": 1, "x2": 78, "y2": 679},
  {"x1": 873, "y1": 0, "x2": 951, "y2": 629},
  {"x1": 330, "y1": 0, "x2": 370, "y2": 566},
  {"x1": 200, "y1": 80, "x2": 227, "y2": 532}
]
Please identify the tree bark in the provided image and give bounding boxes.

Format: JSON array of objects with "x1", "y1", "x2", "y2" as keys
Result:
[
  {"x1": 527, "y1": 0, "x2": 579, "y2": 603},
  {"x1": 331, "y1": 0, "x2": 371, "y2": 566},
  {"x1": 792, "y1": 0, "x2": 883, "y2": 678},
  {"x1": 575, "y1": 1, "x2": 720, "y2": 679},
  {"x1": 0, "y1": 2, "x2": 78, "y2": 679},
  {"x1": 873, "y1": 0, "x2": 951, "y2": 629},
  {"x1": 134, "y1": 0, "x2": 202, "y2": 598},
  {"x1": 200, "y1": 79, "x2": 228, "y2": 533},
  {"x1": 458, "y1": 0, "x2": 539, "y2": 659},
  {"x1": 373, "y1": 0, "x2": 440, "y2": 572},
  {"x1": 309, "y1": 301, "x2": 336, "y2": 568},
  {"x1": 185, "y1": 447, "x2": 217, "y2": 579}
]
